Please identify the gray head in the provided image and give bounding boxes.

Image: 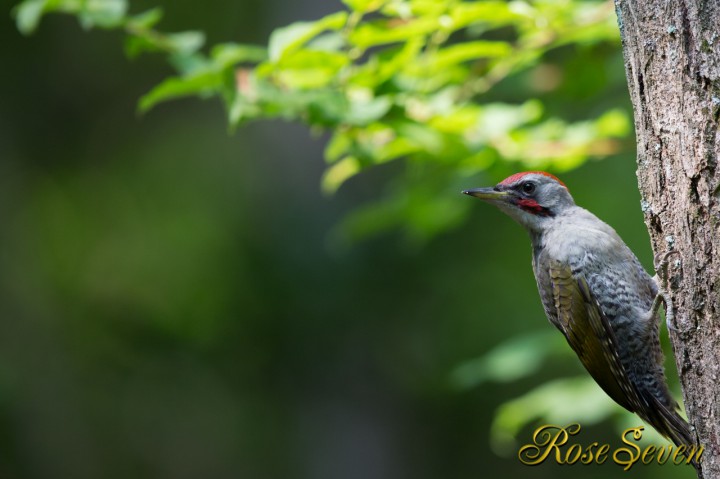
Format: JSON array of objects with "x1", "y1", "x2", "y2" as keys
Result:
[{"x1": 463, "y1": 171, "x2": 575, "y2": 233}]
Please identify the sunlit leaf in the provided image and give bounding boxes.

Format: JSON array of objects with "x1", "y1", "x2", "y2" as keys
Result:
[
  {"x1": 595, "y1": 108, "x2": 630, "y2": 137},
  {"x1": 344, "y1": 95, "x2": 391, "y2": 126},
  {"x1": 428, "y1": 104, "x2": 482, "y2": 134},
  {"x1": 324, "y1": 129, "x2": 353, "y2": 163},
  {"x1": 124, "y1": 35, "x2": 159, "y2": 58},
  {"x1": 165, "y1": 31, "x2": 205, "y2": 55},
  {"x1": 229, "y1": 95, "x2": 262, "y2": 126},
  {"x1": 395, "y1": 122, "x2": 446, "y2": 154},
  {"x1": 349, "y1": 17, "x2": 438, "y2": 48},
  {"x1": 126, "y1": 7, "x2": 163, "y2": 30},
  {"x1": 211, "y1": 43, "x2": 267, "y2": 67},
  {"x1": 322, "y1": 156, "x2": 360, "y2": 194},
  {"x1": 349, "y1": 37, "x2": 424, "y2": 88},
  {"x1": 139, "y1": 70, "x2": 221, "y2": 113},
  {"x1": 475, "y1": 101, "x2": 544, "y2": 140},
  {"x1": 307, "y1": 32, "x2": 345, "y2": 52},
  {"x1": 450, "y1": 1, "x2": 522, "y2": 30},
  {"x1": 274, "y1": 50, "x2": 349, "y2": 89},
  {"x1": 78, "y1": 0, "x2": 128, "y2": 29},
  {"x1": 268, "y1": 11, "x2": 348, "y2": 62},
  {"x1": 426, "y1": 40, "x2": 512, "y2": 69},
  {"x1": 14, "y1": 0, "x2": 49, "y2": 35},
  {"x1": 342, "y1": 0, "x2": 386, "y2": 13}
]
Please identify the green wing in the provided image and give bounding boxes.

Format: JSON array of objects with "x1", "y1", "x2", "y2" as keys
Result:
[
  {"x1": 548, "y1": 260, "x2": 641, "y2": 413},
  {"x1": 548, "y1": 260, "x2": 695, "y2": 449}
]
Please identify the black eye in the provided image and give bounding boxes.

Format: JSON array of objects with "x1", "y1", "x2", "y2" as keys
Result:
[{"x1": 521, "y1": 182, "x2": 536, "y2": 194}]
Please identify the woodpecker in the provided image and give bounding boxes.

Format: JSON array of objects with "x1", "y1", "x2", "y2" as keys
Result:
[{"x1": 463, "y1": 171, "x2": 694, "y2": 449}]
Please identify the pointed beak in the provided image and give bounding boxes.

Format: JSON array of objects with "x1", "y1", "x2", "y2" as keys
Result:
[{"x1": 462, "y1": 187, "x2": 511, "y2": 203}]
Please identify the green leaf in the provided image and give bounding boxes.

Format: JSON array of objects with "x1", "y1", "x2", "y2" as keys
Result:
[
  {"x1": 342, "y1": 0, "x2": 385, "y2": 13},
  {"x1": 348, "y1": 37, "x2": 423, "y2": 88},
  {"x1": 126, "y1": 7, "x2": 163, "y2": 30},
  {"x1": 476, "y1": 101, "x2": 544, "y2": 140},
  {"x1": 450, "y1": 1, "x2": 522, "y2": 30},
  {"x1": 595, "y1": 108, "x2": 630, "y2": 137},
  {"x1": 395, "y1": 122, "x2": 445, "y2": 154},
  {"x1": 304, "y1": 90, "x2": 350, "y2": 125},
  {"x1": 428, "y1": 103, "x2": 482, "y2": 134},
  {"x1": 349, "y1": 124, "x2": 419, "y2": 163},
  {"x1": 78, "y1": 0, "x2": 128, "y2": 29},
  {"x1": 274, "y1": 49, "x2": 349, "y2": 89},
  {"x1": 211, "y1": 43, "x2": 267, "y2": 67},
  {"x1": 14, "y1": 0, "x2": 49, "y2": 35},
  {"x1": 307, "y1": 32, "x2": 345, "y2": 52},
  {"x1": 229, "y1": 96, "x2": 262, "y2": 127},
  {"x1": 321, "y1": 156, "x2": 360, "y2": 194},
  {"x1": 324, "y1": 129, "x2": 353, "y2": 163},
  {"x1": 428, "y1": 41, "x2": 512, "y2": 69},
  {"x1": 349, "y1": 17, "x2": 438, "y2": 48},
  {"x1": 138, "y1": 70, "x2": 221, "y2": 113},
  {"x1": 268, "y1": 11, "x2": 348, "y2": 62},
  {"x1": 166, "y1": 31, "x2": 206, "y2": 56},
  {"x1": 345, "y1": 94, "x2": 392, "y2": 126},
  {"x1": 124, "y1": 34, "x2": 159, "y2": 58},
  {"x1": 169, "y1": 53, "x2": 208, "y2": 76}
]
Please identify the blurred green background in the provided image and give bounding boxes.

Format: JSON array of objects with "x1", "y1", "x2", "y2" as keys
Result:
[{"x1": 0, "y1": 0, "x2": 694, "y2": 478}]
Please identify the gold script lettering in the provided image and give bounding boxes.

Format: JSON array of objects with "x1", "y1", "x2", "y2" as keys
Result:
[
  {"x1": 518, "y1": 424, "x2": 702, "y2": 468},
  {"x1": 518, "y1": 424, "x2": 581, "y2": 466},
  {"x1": 612, "y1": 427, "x2": 643, "y2": 471},
  {"x1": 595, "y1": 444, "x2": 610, "y2": 464}
]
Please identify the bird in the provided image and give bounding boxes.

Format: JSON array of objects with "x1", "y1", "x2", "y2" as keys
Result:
[{"x1": 463, "y1": 171, "x2": 695, "y2": 451}]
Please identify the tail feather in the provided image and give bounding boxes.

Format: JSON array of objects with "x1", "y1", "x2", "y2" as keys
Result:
[{"x1": 639, "y1": 390, "x2": 701, "y2": 471}]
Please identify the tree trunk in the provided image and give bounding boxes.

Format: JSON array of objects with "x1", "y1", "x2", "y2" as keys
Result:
[{"x1": 614, "y1": 0, "x2": 720, "y2": 477}]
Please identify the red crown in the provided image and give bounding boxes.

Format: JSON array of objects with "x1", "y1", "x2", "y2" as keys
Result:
[{"x1": 499, "y1": 171, "x2": 567, "y2": 189}]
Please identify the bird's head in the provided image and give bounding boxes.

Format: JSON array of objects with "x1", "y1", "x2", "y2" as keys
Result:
[{"x1": 463, "y1": 171, "x2": 575, "y2": 232}]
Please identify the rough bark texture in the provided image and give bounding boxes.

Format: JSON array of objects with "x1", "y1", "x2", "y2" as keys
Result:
[{"x1": 614, "y1": 1, "x2": 720, "y2": 477}]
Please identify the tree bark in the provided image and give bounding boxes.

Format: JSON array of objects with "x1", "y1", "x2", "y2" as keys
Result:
[{"x1": 614, "y1": 0, "x2": 720, "y2": 477}]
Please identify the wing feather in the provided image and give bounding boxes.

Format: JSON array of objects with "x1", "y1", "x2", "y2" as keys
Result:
[{"x1": 548, "y1": 260, "x2": 642, "y2": 413}]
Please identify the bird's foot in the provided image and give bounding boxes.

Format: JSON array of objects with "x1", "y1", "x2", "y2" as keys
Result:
[
  {"x1": 653, "y1": 250, "x2": 680, "y2": 283},
  {"x1": 652, "y1": 250, "x2": 681, "y2": 332},
  {"x1": 650, "y1": 288, "x2": 678, "y2": 332}
]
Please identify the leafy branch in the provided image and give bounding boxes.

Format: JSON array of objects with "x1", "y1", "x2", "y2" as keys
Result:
[{"x1": 14, "y1": 0, "x2": 627, "y2": 245}]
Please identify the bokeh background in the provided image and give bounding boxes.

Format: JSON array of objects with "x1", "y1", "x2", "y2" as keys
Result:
[{"x1": 0, "y1": 0, "x2": 695, "y2": 478}]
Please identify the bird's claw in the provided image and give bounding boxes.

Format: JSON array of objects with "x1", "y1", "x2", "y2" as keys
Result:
[
  {"x1": 650, "y1": 288, "x2": 678, "y2": 332},
  {"x1": 650, "y1": 251, "x2": 681, "y2": 332},
  {"x1": 653, "y1": 250, "x2": 680, "y2": 280}
]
